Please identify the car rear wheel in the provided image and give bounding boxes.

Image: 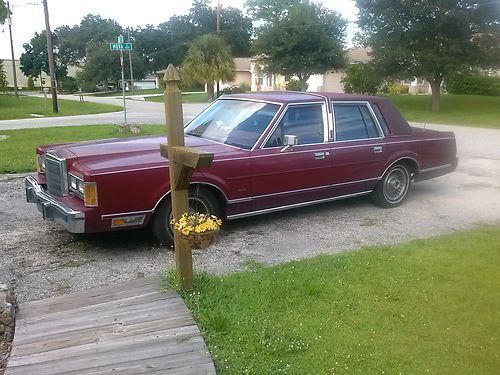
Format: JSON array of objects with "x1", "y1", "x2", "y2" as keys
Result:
[
  {"x1": 371, "y1": 164, "x2": 411, "y2": 208},
  {"x1": 151, "y1": 187, "x2": 221, "y2": 246}
]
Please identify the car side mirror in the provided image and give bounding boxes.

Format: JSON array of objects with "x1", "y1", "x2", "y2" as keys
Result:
[{"x1": 280, "y1": 134, "x2": 298, "y2": 153}]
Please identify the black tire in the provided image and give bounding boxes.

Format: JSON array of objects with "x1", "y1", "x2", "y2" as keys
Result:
[
  {"x1": 371, "y1": 163, "x2": 411, "y2": 208},
  {"x1": 151, "y1": 187, "x2": 221, "y2": 246}
]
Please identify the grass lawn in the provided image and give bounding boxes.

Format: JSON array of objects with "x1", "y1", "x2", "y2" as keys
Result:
[
  {"x1": 0, "y1": 125, "x2": 166, "y2": 173},
  {"x1": 390, "y1": 94, "x2": 500, "y2": 129},
  {"x1": 145, "y1": 92, "x2": 209, "y2": 103},
  {"x1": 173, "y1": 226, "x2": 500, "y2": 374},
  {"x1": 0, "y1": 95, "x2": 122, "y2": 120}
]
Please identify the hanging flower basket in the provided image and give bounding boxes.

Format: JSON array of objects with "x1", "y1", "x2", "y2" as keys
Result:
[
  {"x1": 179, "y1": 228, "x2": 219, "y2": 249},
  {"x1": 171, "y1": 212, "x2": 222, "y2": 250}
]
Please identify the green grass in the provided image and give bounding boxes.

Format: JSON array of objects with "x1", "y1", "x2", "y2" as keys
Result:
[
  {"x1": 0, "y1": 94, "x2": 122, "y2": 120},
  {"x1": 390, "y1": 94, "x2": 500, "y2": 129},
  {"x1": 0, "y1": 125, "x2": 166, "y2": 173},
  {"x1": 145, "y1": 92, "x2": 209, "y2": 103},
  {"x1": 171, "y1": 226, "x2": 500, "y2": 374}
]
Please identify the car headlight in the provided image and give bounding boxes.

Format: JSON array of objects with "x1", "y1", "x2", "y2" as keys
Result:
[
  {"x1": 68, "y1": 173, "x2": 98, "y2": 207},
  {"x1": 69, "y1": 174, "x2": 78, "y2": 190},
  {"x1": 36, "y1": 154, "x2": 46, "y2": 174}
]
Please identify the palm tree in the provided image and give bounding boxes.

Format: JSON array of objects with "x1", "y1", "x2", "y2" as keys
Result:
[{"x1": 181, "y1": 34, "x2": 235, "y2": 101}]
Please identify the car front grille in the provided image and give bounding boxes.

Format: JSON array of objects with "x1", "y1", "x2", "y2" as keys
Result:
[{"x1": 45, "y1": 153, "x2": 67, "y2": 196}]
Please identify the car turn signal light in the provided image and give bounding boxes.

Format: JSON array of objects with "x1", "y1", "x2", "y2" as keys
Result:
[{"x1": 83, "y1": 182, "x2": 98, "y2": 207}]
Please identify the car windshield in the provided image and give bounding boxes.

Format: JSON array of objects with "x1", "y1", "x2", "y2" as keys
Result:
[{"x1": 184, "y1": 99, "x2": 280, "y2": 149}]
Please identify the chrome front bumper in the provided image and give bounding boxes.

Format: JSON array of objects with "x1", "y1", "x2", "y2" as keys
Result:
[{"x1": 25, "y1": 175, "x2": 85, "y2": 233}]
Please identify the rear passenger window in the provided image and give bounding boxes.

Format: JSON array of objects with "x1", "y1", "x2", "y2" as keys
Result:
[
  {"x1": 333, "y1": 103, "x2": 381, "y2": 141},
  {"x1": 372, "y1": 103, "x2": 391, "y2": 135}
]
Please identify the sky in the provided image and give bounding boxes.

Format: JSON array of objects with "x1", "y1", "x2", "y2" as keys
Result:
[{"x1": 0, "y1": 0, "x2": 358, "y2": 60}]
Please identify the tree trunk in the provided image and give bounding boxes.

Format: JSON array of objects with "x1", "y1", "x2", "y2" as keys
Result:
[
  {"x1": 430, "y1": 79, "x2": 442, "y2": 112},
  {"x1": 216, "y1": 80, "x2": 220, "y2": 98},
  {"x1": 207, "y1": 81, "x2": 215, "y2": 101},
  {"x1": 299, "y1": 77, "x2": 308, "y2": 92}
]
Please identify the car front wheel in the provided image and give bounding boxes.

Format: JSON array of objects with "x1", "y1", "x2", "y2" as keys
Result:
[
  {"x1": 371, "y1": 164, "x2": 411, "y2": 208},
  {"x1": 151, "y1": 187, "x2": 221, "y2": 246}
]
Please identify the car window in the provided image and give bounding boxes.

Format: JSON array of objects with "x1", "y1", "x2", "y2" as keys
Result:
[
  {"x1": 333, "y1": 103, "x2": 381, "y2": 141},
  {"x1": 184, "y1": 100, "x2": 279, "y2": 149},
  {"x1": 372, "y1": 103, "x2": 391, "y2": 135},
  {"x1": 264, "y1": 104, "x2": 324, "y2": 148}
]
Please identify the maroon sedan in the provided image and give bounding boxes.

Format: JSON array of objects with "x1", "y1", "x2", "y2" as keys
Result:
[{"x1": 25, "y1": 92, "x2": 458, "y2": 245}]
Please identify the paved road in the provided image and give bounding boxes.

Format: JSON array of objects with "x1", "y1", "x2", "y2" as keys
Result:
[
  {"x1": 1, "y1": 123, "x2": 499, "y2": 303},
  {"x1": 0, "y1": 94, "x2": 210, "y2": 130}
]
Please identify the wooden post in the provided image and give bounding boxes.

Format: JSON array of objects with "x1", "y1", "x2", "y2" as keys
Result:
[{"x1": 160, "y1": 64, "x2": 214, "y2": 290}]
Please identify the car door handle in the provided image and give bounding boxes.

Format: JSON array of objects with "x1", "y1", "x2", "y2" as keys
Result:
[
  {"x1": 373, "y1": 146, "x2": 383, "y2": 154},
  {"x1": 314, "y1": 151, "x2": 329, "y2": 160}
]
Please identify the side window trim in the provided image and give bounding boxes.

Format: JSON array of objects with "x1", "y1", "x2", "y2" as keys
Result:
[
  {"x1": 260, "y1": 102, "x2": 328, "y2": 149},
  {"x1": 331, "y1": 101, "x2": 386, "y2": 143}
]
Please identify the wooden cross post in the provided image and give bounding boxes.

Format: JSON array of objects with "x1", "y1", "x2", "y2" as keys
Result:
[{"x1": 160, "y1": 64, "x2": 214, "y2": 290}]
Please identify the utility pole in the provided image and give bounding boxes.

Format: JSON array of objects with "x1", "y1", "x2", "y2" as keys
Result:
[
  {"x1": 127, "y1": 28, "x2": 134, "y2": 96},
  {"x1": 42, "y1": 0, "x2": 58, "y2": 113},
  {"x1": 216, "y1": 0, "x2": 220, "y2": 34},
  {"x1": 6, "y1": 2, "x2": 18, "y2": 98},
  {"x1": 216, "y1": 0, "x2": 221, "y2": 98}
]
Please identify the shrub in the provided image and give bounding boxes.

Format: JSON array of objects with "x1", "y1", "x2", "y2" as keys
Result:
[
  {"x1": 60, "y1": 76, "x2": 79, "y2": 93},
  {"x1": 27, "y1": 77, "x2": 35, "y2": 91},
  {"x1": 341, "y1": 63, "x2": 382, "y2": 95},
  {"x1": 381, "y1": 82, "x2": 409, "y2": 95},
  {"x1": 286, "y1": 79, "x2": 307, "y2": 91},
  {"x1": 0, "y1": 60, "x2": 8, "y2": 92},
  {"x1": 446, "y1": 71, "x2": 500, "y2": 96},
  {"x1": 221, "y1": 83, "x2": 250, "y2": 94}
]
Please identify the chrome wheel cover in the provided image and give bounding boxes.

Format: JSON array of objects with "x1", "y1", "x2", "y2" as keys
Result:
[{"x1": 383, "y1": 167, "x2": 409, "y2": 204}]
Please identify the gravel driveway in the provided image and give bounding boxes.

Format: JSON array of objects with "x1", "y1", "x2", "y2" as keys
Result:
[{"x1": 1, "y1": 124, "x2": 499, "y2": 303}]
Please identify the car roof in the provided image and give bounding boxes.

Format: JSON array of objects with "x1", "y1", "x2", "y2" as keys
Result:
[{"x1": 222, "y1": 91, "x2": 381, "y2": 104}]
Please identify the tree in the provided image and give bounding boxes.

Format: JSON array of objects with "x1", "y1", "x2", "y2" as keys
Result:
[
  {"x1": 246, "y1": 0, "x2": 301, "y2": 24},
  {"x1": 251, "y1": 1, "x2": 347, "y2": 91},
  {"x1": 20, "y1": 31, "x2": 67, "y2": 83},
  {"x1": 356, "y1": 0, "x2": 500, "y2": 111},
  {"x1": 181, "y1": 34, "x2": 235, "y2": 101},
  {"x1": 190, "y1": 0, "x2": 253, "y2": 56},
  {"x1": 0, "y1": 60, "x2": 8, "y2": 92},
  {"x1": 341, "y1": 63, "x2": 382, "y2": 95},
  {"x1": 76, "y1": 41, "x2": 146, "y2": 91},
  {"x1": 57, "y1": 14, "x2": 123, "y2": 66},
  {"x1": 0, "y1": 0, "x2": 8, "y2": 24}
]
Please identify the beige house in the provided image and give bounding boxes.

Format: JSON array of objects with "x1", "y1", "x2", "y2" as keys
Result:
[
  {"x1": 1, "y1": 59, "x2": 80, "y2": 89},
  {"x1": 1, "y1": 59, "x2": 39, "y2": 88}
]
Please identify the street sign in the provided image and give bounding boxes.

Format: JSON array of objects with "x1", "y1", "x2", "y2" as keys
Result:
[{"x1": 109, "y1": 43, "x2": 133, "y2": 51}]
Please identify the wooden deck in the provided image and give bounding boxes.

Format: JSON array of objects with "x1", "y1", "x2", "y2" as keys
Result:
[{"x1": 5, "y1": 277, "x2": 216, "y2": 374}]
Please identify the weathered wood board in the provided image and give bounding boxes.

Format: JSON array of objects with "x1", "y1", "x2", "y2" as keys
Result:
[{"x1": 5, "y1": 277, "x2": 216, "y2": 374}]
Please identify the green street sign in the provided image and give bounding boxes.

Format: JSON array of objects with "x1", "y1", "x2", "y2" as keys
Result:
[{"x1": 109, "y1": 43, "x2": 133, "y2": 51}]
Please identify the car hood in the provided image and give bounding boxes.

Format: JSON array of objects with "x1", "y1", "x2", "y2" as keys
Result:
[{"x1": 58, "y1": 135, "x2": 248, "y2": 175}]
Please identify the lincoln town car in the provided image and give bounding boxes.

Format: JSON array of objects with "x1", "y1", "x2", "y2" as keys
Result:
[{"x1": 25, "y1": 92, "x2": 458, "y2": 245}]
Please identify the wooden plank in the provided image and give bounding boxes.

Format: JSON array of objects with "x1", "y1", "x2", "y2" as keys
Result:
[
  {"x1": 6, "y1": 276, "x2": 216, "y2": 375},
  {"x1": 8, "y1": 325, "x2": 203, "y2": 367},
  {"x1": 23, "y1": 277, "x2": 161, "y2": 310},
  {"x1": 12, "y1": 320, "x2": 198, "y2": 357},
  {"x1": 19, "y1": 291, "x2": 167, "y2": 325},
  {"x1": 68, "y1": 352, "x2": 216, "y2": 374},
  {"x1": 13, "y1": 305, "x2": 193, "y2": 345},
  {"x1": 20, "y1": 279, "x2": 165, "y2": 317},
  {"x1": 6, "y1": 336, "x2": 207, "y2": 375}
]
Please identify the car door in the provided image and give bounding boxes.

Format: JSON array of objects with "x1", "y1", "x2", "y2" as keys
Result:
[
  {"x1": 329, "y1": 101, "x2": 387, "y2": 196},
  {"x1": 250, "y1": 102, "x2": 333, "y2": 211}
]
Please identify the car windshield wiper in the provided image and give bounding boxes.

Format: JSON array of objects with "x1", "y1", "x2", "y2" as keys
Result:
[{"x1": 185, "y1": 131, "x2": 202, "y2": 137}]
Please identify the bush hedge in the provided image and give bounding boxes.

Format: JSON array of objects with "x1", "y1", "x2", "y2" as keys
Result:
[{"x1": 446, "y1": 71, "x2": 500, "y2": 96}]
